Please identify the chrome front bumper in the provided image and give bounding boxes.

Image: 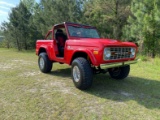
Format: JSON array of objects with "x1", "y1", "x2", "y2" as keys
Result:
[{"x1": 100, "y1": 60, "x2": 137, "y2": 69}]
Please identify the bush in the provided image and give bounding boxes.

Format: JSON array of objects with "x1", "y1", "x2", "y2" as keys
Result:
[
  {"x1": 138, "y1": 55, "x2": 148, "y2": 62},
  {"x1": 0, "y1": 39, "x2": 12, "y2": 48}
]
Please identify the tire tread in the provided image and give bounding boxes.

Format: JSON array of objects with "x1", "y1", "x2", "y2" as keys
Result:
[
  {"x1": 38, "y1": 52, "x2": 52, "y2": 73},
  {"x1": 72, "y1": 57, "x2": 93, "y2": 90}
]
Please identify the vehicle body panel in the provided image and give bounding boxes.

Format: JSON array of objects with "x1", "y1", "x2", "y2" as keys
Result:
[{"x1": 36, "y1": 22, "x2": 138, "y2": 66}]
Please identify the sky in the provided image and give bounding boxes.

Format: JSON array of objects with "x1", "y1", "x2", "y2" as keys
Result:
[{"x1": 0, "y1": 0, "x2": 39, "y2": 25}]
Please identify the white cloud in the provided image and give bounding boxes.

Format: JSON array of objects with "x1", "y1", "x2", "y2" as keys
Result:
[
  {"x1": 0, "y1": 6, "x2": 10, "y2": 10},
  {"x1": 0, "y1": 10, "x2": 8, "y2": 15},
  {"x1": 0, "y1": 10, "x2": 8, "y2": 24},
  {"x1": 0, "y1": 1, "x2": 15, "y2": 7},
  {"x1": 0, "y1": 1, "x2": 15, "y2": 25}
]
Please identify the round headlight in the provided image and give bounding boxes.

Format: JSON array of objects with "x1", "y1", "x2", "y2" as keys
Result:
[
  {"x1": 104, "y1": 48, "x2": 111, "y2": 60},
  {"x1": 130, "y1": 48, "x2": 136, "y2": 56}
]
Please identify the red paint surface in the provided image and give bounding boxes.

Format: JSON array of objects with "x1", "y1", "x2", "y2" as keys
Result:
[{"x1": 36, "y1": 22, "x2": 138, "y2": 66}]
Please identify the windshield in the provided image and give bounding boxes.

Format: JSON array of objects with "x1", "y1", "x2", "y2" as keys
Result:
[{"x1": 67, "y1": 25, "x2": 100, "y2": 38}]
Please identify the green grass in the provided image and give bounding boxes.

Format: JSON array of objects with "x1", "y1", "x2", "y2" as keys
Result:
[{"x1": 0, "y1": 48, "x2": 160, "y2": 120}]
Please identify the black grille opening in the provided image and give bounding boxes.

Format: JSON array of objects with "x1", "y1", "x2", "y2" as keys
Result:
[{"x1": 109, "y1": 47, "x2": 132, "y2": 60}]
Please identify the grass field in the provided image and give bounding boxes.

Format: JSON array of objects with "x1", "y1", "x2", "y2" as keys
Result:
[{"x1": 0, "y1": 48, "x2": 160, "y2": 120}]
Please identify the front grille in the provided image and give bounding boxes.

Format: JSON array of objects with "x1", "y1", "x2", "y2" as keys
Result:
[{"x1": 109, "y1": 47, "x2": 132, "y2": 60}]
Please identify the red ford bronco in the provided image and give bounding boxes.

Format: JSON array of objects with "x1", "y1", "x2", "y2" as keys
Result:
[{"x1": 36, "y1": 22, "x2": 137, "y2": 90}]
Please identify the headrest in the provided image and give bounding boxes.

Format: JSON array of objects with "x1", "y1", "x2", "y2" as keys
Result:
[{"x1": 56, "y1": 29, "x2": 63, "y2": 33}]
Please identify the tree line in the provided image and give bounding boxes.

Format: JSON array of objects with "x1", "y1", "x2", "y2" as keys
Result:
[{"x1": 0, "y1": 0, "x2": 160, "y2": 58}]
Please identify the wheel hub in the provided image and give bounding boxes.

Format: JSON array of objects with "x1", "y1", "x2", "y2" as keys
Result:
[
  {"x1": 39, "y1": 57, "x2": 45, "y2": 69},
  {"x1": 73, "y1": 66, "x2": 80, "y2": 82}
]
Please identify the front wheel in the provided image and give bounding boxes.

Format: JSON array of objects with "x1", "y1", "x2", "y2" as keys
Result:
[
  {"x1": 71, "y1": 57, "x2": 93, "y2": 90},
  {"x1": 108, "y1": 65, "x2": 130, "y2": 80},
  {"x1": 38, "y1": 52, "x2": 52, "y2": 73}
]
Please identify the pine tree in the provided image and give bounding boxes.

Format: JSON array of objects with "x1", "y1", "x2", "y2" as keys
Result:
[
  {"x1": 0, "y1": 22, "x2": 12, "y2": 48},
  {"x1": 84, "y1": 0, "x2": 131, "y2": 39},
  {"x1": 124, "y1": 0, "x2": 160, "y2": 57},
  {"x1": 34, "y1": 0, "x2": 84, "y2": 36}
]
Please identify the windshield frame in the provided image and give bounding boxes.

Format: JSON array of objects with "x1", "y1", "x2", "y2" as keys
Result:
[{"x1": 66, "y1": 24, "x2": 100, "y2": 39}]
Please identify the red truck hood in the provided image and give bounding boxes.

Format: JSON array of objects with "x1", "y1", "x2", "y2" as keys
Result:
[{"x1": 69, "y1": 38, "x2": 136, "y2": 47}]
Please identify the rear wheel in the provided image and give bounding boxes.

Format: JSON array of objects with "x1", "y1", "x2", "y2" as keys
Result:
[
  {"x1": 108, "y1": 65, "x2": 130, "y2": 80},
  {"x1": 38, "y1": 52, "x2": 52, "y2": 73},
  {"x1": 71, "y1": 57, "x2": 93, "y2": 90}
]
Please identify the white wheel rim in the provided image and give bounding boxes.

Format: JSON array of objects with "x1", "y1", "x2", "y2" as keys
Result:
[
  {"x1": 73, "y1": 66, "x2": 80, "y2": 82},
  {"x1": 39, "y1": 57, "x2": 45, "y2": 69}
]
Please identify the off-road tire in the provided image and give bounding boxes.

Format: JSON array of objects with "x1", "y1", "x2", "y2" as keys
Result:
[
  {"x1": 38, "y1": 52, "x2": 52, "y2": 73},
  {"x1": 108, "y1": 65, "x2": 130, "y2": 80},
  {"x1": 71, "y1": 57, "x2": 93, "y2": 90}
]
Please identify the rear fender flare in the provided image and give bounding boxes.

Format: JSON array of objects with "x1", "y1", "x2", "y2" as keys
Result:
[{"x1": 38, "y1": 46, "x2": 51, "y2": 59}]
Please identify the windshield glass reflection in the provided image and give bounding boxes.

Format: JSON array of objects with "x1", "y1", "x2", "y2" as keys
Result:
[{"x1": 67, "y1": 25, "x2": 100, "y2": 38}]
